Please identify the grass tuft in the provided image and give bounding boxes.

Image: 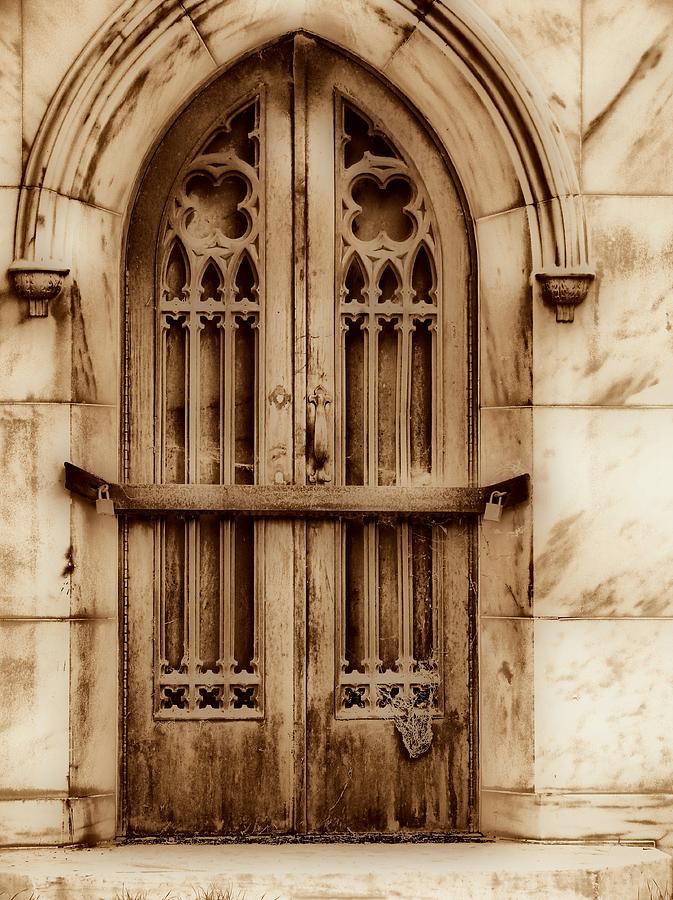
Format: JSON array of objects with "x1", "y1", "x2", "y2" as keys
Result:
[
  {"x1": 113, "y1": 891, "x2": 175, "y2": 900},
  {"x1": 113, "y1": 890, "x2": 151, "y2": 900},
  {"x1": 113, "y1": 888, "x2": 248, "y2": 900},
  {"x1": 643, "y1": 878, "x2": 673, "y2": 900},
  {"x1": 192, "y1": 890, "x2": 247, "y2": 900},
  {"x1": 2, "y1": 883, "x2": 254, "y2": 900}
]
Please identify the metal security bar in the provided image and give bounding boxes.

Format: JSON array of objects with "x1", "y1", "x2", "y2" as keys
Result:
[{"x1": 64, "y1": 462, "x2": 529, "y2": 519}]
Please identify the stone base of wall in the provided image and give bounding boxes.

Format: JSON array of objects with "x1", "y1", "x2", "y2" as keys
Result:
[
  {"x1": 483, "y1": 790, "x2": 673, "y2": 851},
  {"x1": 0, "y1": 842, "x2": 669, "y2": 899},
  {"x1": 0, "y1": 795, "x2": 115, "y2": 847}
]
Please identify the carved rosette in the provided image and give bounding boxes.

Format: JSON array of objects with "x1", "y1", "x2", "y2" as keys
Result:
[
  {"x1": 8, "y1": 259, "x2": 70, "y2": 317},
  {"x1": 535, "y1": 269, "x2": 595, "y2": 323}
]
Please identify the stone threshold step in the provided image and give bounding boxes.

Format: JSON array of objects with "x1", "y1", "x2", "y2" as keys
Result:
[{"x1": 0, "y1": 840, "x2": 670, "y2": 900}]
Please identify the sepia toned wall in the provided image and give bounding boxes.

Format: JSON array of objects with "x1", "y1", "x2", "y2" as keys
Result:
[
  {"x1": 477, "y1": 0, "x2": 673, "y2": 846},
  {"x1": 0, "y1": 0, "x2": 672, "y2": 849}
]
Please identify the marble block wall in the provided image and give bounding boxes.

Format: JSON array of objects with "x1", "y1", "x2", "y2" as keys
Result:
[
  {"x1": 0, "y1": 0, "x2": 120, "y2": 844},
  {"x1": 478, "y1": 0, "x2": 673, "y2": 850},
  {"x1": 1, "y1": 0, "x2": 673, "y2": 850}
]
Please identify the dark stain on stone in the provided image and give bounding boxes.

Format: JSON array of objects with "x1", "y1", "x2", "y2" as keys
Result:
[
  {"x1": 376, "y1": 0, "x2": 433, "y2": 37},
  {"x1": 0, "y1": 414, "x2": 41, "y2": 603},
  {"x1": 535, "y1": 512, "x2": 584, "y2": 598},
  {"x1": 559, "y1": 545, "x2": 673, "y2": 618},
  {"x1": 583, "y1": 350, "x2": 609, "y2": 377},
  {"x1": 483, "y1": 281, "x2": 531, "y2": 405},
  {"x1": 632, "y1": 574, "x2": 673, "y2": 617},
  {"x1": 50, "y1": 275, "x2": 70, "y2": 329},
  {"x1": 66, "y1": 796, "x2": 103, "y2": 846},
  {"x1": 585, "y1": 34, "x2": 666, "y2": 140},
  {"x1": 498, "y1": 661, "x2": 513, "y2": 685},
  {"x1": 396, "y1": 22, "x2": 415, "y2": 44},
  {"x1": 70, "y1": 624, "x2": 97, "y2": 797},
  {"x1": 412, "y1": 0, "x2": 436, "y2": 18},
  {"x1": 593, "y1": 372, "x2": 659, "y2": 405},
  {"x1": 61, "y1": 545, "x2": 75, "y2": 578},
  {"x1": 576, "y1": 574, "x2": 619, "y2": 618},
  {"x1": 80, "y1": 68, "x2": 150, "y2": 200},
  {"x1": 626, "y1": 95, "x2": 673, "y2": 164},
  {"x1": 539, "y1": 13, "x2": 576, "y2": 45},
  {"x1": 0, "y1": 638, "x2": 36, "y2": 685},
  {"x1": 71, "y1": 279, "x2": 98, "y2": 402},
  {"x1": 504, "y1": 582, "x2": 520, "y2": 610},
  {"x1": 594, "y1": 225, "x2": 647, "y2": 276},
  {"x1": 0, "y1": 626, "x2": 36, "y2": 729}
]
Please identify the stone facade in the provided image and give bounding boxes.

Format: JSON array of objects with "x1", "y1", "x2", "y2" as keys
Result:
[{"x1": 1, "y1": 0, "x2": 673, "y2": 853}]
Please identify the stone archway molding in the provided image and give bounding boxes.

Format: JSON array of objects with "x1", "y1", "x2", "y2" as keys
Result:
[{"x1": 11, "y1": 0, "x2": 594, "y2": 322}]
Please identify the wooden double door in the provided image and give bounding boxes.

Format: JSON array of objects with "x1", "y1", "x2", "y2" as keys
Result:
[{"x1": 124, "y1": 35, "x2": 474, "y2": 836}]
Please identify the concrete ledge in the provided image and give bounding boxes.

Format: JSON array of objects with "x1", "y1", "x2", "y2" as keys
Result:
[
  {"x1": 0, "y1": 799, "x2": 66, "y2": 847},
  {"x1": 0, "y1": 841, "x2": 670, "y2": 899},
  {"x1": 0, "y1": 795, "x2": 116, "y2": 848},
  {"x1": 482, "y1": 790, "x2": 673, "y2": 850}
]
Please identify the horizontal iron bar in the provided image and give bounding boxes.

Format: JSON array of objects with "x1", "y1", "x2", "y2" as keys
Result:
[{"x1": 64, "y1": 463, "x2": 529, "y2": 518}]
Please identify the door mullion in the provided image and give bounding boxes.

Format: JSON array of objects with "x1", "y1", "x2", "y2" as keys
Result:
[
  {"x1": 187, "y1": 517, "x2": 198, "y2": 711},
  {"x1": 186, "y1": 314, "x2": 200, "y2": 708},
  {"x1": 292, "y1": 33, "x2": 310, "y2": 835}
]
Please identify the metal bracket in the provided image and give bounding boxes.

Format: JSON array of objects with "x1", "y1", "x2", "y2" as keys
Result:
[{"x1": 64, "y1": 462, "x2": 529, "y2": 519}]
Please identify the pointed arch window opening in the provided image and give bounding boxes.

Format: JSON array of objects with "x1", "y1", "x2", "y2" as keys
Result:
[
  {"x1": 335, "y1": 98, "x2": 443, "y2": 719},
  {"x1": 155, "y1": 95, "x2": 264, "y2": 720}
]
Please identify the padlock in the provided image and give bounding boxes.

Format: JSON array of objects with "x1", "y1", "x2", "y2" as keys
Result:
[
  {"x1": 96, "y1": 484, "x2": 115, "y2": 516},
  {"x1": 483, "y1": 490, "x2": 507, "y2": 522}
]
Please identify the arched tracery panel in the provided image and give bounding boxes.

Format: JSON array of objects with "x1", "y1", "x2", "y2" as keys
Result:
[
  {"x1": 335, "y1": 102, "x2": 442, "y2": 717},
  {"x1": 156, "y1": 97, "x2": 263, "y2": 719}
]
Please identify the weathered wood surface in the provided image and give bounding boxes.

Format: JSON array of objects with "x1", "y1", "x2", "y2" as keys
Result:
[
  {"x1": 304, "y1": 41, "x2": 473, "y2": 835},
  {"x1": 123, "y1": 43, "x2": 297, "y2": 837},
  {"x1": 65, "y1": 462, "x2": 529, "y2": 518}
]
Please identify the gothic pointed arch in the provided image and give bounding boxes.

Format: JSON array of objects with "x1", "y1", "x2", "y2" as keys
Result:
[{"x1": 13, "y1": 0, "x2": 592, "y2": 297}]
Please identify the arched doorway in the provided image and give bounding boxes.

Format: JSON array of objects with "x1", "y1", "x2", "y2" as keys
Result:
[{"x1": 124, "y1": 34, "x2": 474, "y2": 837}]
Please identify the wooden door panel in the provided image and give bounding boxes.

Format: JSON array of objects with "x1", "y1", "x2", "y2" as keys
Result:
[
  {"x1": 125, "y1": 44, "x2": 297, "y2": 836},
  {"x1": 302, "y1": 41, "x2": 474, "y2": 833},
  {"x1": 126, "y1": 521, "x2": 295, "y2": 834},
  {"x1": 305, "y1": 524, "x2": 472, "y2": 833}
]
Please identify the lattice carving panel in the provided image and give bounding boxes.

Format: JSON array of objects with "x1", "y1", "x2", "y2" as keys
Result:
[
  {"x1": 335, "y1": 101, "x2": 442, "y2": 719},
  {"x1": 156, "y1": 98, "x2": 263, "y2": 719}
]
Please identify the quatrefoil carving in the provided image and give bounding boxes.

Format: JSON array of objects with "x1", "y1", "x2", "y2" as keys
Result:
[
  {"x1": 184, "y1": 172, "x2": 250, "y2": 242},
  {"x1": 351, "y1": 176, "x2": 414, "y2": 243}
]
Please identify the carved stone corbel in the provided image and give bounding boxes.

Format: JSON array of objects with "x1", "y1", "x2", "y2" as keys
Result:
[
  {"x1": 535, "y1": 268, "x2": 595, "y2": 323},
  {"x1": 8, "y1": 259, "x2": 70, "y2": 317}
]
